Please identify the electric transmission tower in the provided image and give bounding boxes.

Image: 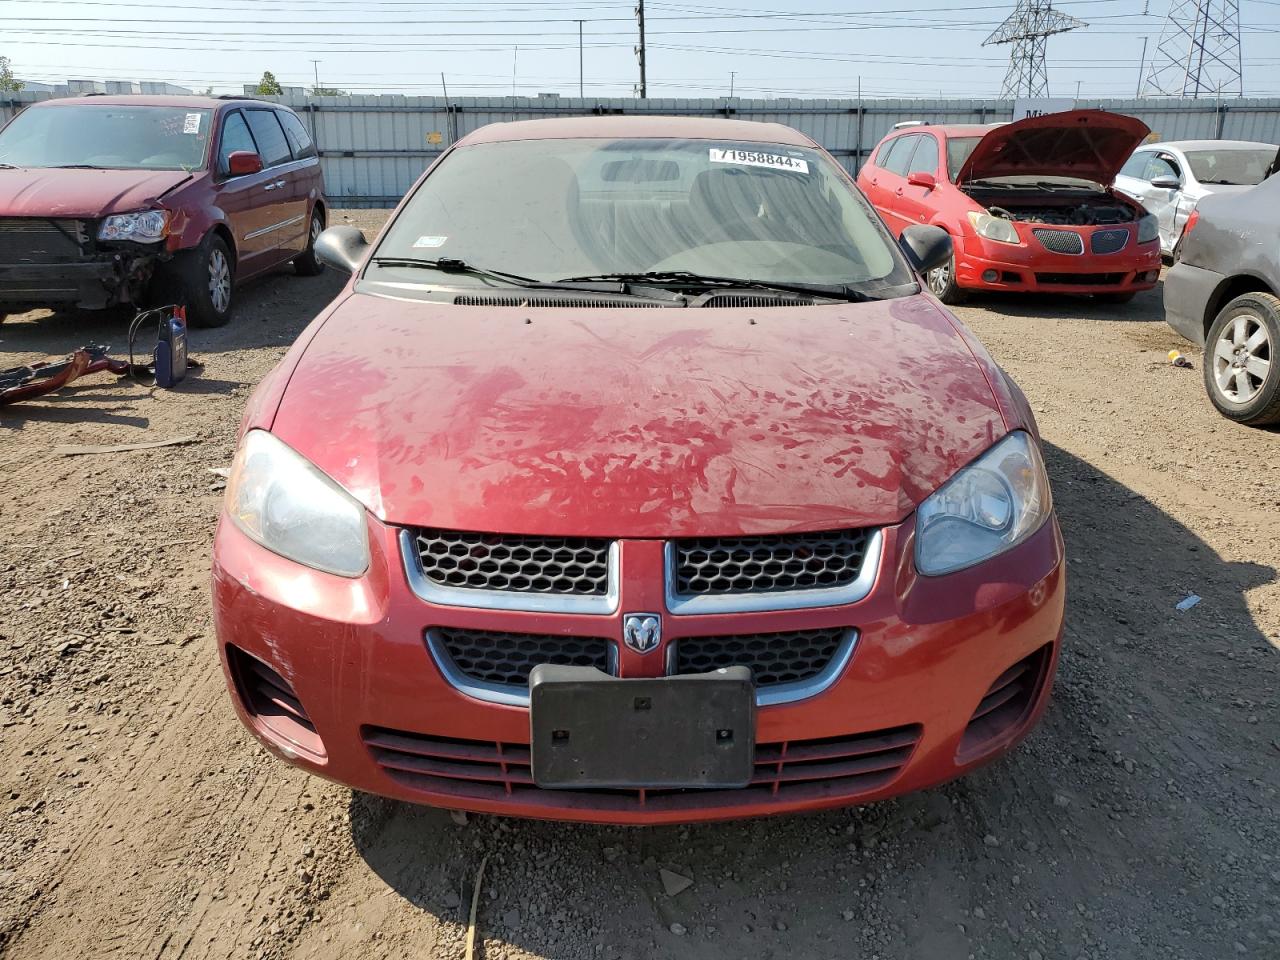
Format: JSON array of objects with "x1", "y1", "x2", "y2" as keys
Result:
[
  {"x1": 984, "y1": 1, "x2": 1088, "y2": 99},
  {"x1": 1142, "y1": 0, "x2": 1242, "y2": 98}
]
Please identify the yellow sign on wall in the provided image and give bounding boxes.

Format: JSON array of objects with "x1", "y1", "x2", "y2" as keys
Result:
[{"x1": 426, "y1": 131, "x2": 443, "y2": 145}]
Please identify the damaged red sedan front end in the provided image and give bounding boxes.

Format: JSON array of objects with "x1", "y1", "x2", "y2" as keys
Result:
[{"x1": 212, "y1": 116, "x2": 1065, "y2": 824}]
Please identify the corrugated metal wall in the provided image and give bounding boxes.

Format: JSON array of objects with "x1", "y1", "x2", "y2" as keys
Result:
[{"x1": 4, "y1": 92, "x2": 1279, "y2": 207}]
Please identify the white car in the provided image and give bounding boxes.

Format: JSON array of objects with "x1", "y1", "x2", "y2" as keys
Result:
[{"x1": 1114, "y1": 139, "x2": 1279, "y2": 258}]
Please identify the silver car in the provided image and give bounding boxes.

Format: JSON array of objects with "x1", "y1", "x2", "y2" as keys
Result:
[{"x1": 1114, "y1": 139, "x2": 1279, "y2": 258}]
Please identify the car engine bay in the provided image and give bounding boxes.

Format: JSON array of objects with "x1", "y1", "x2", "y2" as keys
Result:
[{"x1": 962, "y1": 188, "x2": 1140, "y2": 226}]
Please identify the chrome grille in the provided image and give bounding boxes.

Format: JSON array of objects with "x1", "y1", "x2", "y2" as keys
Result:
[
  {"x1": 411, "y1": 528, "x2": 612, "y2": 596},
  {"x1": 1032, "y1": 229, "x2": 1084, "y2": 255},
  {"x1": 428, "y1": 627, "x2": 611, "y2": 688},
  {"x1": 673, "y1": 529, "x2": 871, "y2": 595},
  {"x1": 1090, "y1": 229, "x2": 1129, "y2": 254},
  {"x1": 673, "y1": 627, "x2": 850, "y2": 687}
]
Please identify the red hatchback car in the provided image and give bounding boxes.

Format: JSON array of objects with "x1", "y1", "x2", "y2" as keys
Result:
[
  {"x1": 858, "y1": 110, "x2": 1162, "y2": 304},
  {"x1": 213, "y1": 116, "x2": 1066, "y2": 825},
  {"x1": 0, "y1": 95, "x2": 327, "y2": 326}
]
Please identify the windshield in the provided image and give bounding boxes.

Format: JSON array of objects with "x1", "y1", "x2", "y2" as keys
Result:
[
  {"x1": 373, "y1": 137, "x2": 910, "y2": 291},
  {"x1": 0, "y1": 104, "x2": 212, "y2": 171},
  {"x1": 1184, "y1": 148, "x2": 1278, "y2": 185},
  {"x1": 946, "y1": 137, "x2": 982, "y2": 182}
]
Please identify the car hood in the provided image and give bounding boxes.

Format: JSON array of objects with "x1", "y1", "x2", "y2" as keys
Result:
[
  {"x1": 957, "y1": 109, "x2": 1151, "y2": 186},
  {"x1": 269, "y1": 292, "x2": 1010, "y2": 538},
  {"x1": 0, "y1": 168, "x2": 192, "y2": 218}
]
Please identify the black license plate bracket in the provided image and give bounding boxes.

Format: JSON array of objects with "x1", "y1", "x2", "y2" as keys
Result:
[{"x1": 529, "y1": 665, "x2": 755, "y2": 789}]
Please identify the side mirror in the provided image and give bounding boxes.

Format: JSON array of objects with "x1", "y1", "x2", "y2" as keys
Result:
[
  {"x1": 226, "y1": 151, "x2": 264, "y2": 176},
  {"x1": 907, "y1": 170, "x2": 937, "y2": 190},
  {"x1": 315, "y1": 225, "x2": 370, "y2": 273},
  {"x1": 1150, "y1": 174, "x2": 1180, "y2": 190},
  {"x1": 899, "y1": 224, "x2": 952, "y2": 276}
]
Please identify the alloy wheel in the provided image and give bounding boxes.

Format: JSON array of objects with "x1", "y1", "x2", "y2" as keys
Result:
[
  {"x1": 208, "y1": 248, "x2": 231, "y2": 314},
  {"x1": 1213, "y1": 311, "x2": 1272, "y2": 404},
  {"x1": 927, "y1": 258, "x2": 951, "y2": 297}
]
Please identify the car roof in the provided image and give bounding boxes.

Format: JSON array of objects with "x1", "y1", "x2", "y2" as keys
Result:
[
  {"x1": 34, "y1": 94, "x2": 281, "y2": 111},
  {"x1": 881, "y1": 124, "x2": 1000, "y2": 139},
  {"x1": 1140, "y1": 139, "x2": 1279, "y2": 152},
  {"x1": 458, "y1": 115, "x2": 816, "y2": 147}
]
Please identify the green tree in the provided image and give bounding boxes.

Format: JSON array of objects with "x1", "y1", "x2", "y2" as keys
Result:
[
  {"x1": 255, "y1": 71, "x2": 283, "y2": 96},
  {"x1": 0, "y1": 57, "x2": 23, "y2": 93}
]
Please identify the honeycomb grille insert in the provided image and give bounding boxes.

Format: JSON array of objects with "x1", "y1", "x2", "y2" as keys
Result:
[
  {"x1": 430, "y1": 627, "x2": 611, "y2": 687},
  {"x1": 673, "y1": 529, "x2": 871, "y2": 596},
  {"x1": 1032, "y1": 229, "x2": 1085, "y2": 255},
  {"x1": 673, "y1": 628, "x2": 848, "y2": 687},
  {"x1": 1090, "y1": 228, "x2": 1129, "y2": 255},
  {"x1": 412, "y1": 529, "x2": 611, "y2": 596}
]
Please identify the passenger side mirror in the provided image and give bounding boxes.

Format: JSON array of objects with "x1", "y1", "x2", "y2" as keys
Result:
[
  {"x1": 899, "y1": 224, "x2": 952, "y2": 276},
  {"x1": 315, "y1": 225, "x2": 370, "y2": 273},
  {"x1": 907, "y1": 171, "x2": 937, "y2": 190},
  {"x1": 1150, "y1": 174, "x2": 1180, "y2": 190}
]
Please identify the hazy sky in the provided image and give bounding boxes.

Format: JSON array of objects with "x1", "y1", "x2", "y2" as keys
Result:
[{"x1": 4, "y1": 0, "x2": 1279, "y2": 100}]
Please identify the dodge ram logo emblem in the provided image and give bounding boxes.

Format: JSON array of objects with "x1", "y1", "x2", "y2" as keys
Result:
[{"x1": 623, "y1": 613, "x2": 662, "y2": 654}]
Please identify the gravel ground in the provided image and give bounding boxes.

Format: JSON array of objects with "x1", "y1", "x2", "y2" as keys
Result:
[{"x1": 1, "y1": 209, "x2": 1277, "y2": 960}]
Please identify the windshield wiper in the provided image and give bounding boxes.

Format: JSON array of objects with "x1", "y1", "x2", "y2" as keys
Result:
[
  {"x1": 369, "y1": 257, "x2": 679, "y2": 300},
  {"x1": 0, "y1": 163, "x2": 17, "y2": 170},
  {"x1": 558, "y1": 270, "x2": 876, "y2": 303},
  {"x1": 51, "y1": 164, "x2": 105, "y2": 170}
]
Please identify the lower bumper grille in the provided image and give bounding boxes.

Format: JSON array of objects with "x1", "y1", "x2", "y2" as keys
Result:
[
  {"x1": 1032, "y1": 228, "x2": 1084, "y2": 255},
  {"x1": 1034, "y1": 272, "x2": 1126, "y2": 286},
  {"x1": 672, "y1": 627, "x2": 851, "y2": 687},
  {"x1": 429, "y1": 627, "x2": 612, "y2": 687},
  {"x1": 227, "y1": 645, "x2": 326, "y2": 759},
  {"x1": 958, "y1": 644, "x2": 1051, "y2": 760},
  {"x1": 0, "y1": 218, "x2": 88, "y2": 264},
  {"x1": 363, "y1": 723, "x2": 920, "y2": 812},
  {"x1": 1090, "y1": 228, "x2": 1130, "y2": 254}
]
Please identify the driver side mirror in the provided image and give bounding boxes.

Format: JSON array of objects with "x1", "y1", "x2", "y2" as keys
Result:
[
  {"x1": 226, "y1": 150, "x2": 263, "y2": 176},
  {"x1": 1150, "y1": 174, "x2": 1180, "y2": 190},
  {"x1": 315, "y1": 225, "x2": 370, "y2": 273},
  {"x1": 907, "y1": 170, "x2": 937, "y2": 190},
  {"x1": 899, "y1": 224, "x2": 952, "y2": 276}
]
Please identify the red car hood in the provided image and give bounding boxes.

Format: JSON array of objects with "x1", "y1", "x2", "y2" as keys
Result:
[
  {"x1": 269, "y1": 293, "x2": 1009, "y2": 538},
  {"x1": 957, "y1": 109, "x2": 1151, "y2": 186},
  {"x1": 0, "y1": 168, "x2": 192, "y2": 218}
]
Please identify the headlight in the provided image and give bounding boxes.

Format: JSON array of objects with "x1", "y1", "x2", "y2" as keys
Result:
[
  {"x1": 967, "y1": 210, "x2": 1020, "y2": 245},
  {"x1": 1136, "y1": 213, "x2": 1160, "y2": 244},
  {"x1": 225, "y1": 430, "x2": 370, "y2": 577},
  {"x1": 98, "y1": 209, "x2": 170, "y2": 243},
  {"x1": 915, "y1": 431, "x2": 1052, "y2": 576}
]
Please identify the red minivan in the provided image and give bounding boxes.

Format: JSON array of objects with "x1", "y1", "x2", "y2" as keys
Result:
[{"x1": 0, "y1": 95, "x2": 327, "y2": 326}]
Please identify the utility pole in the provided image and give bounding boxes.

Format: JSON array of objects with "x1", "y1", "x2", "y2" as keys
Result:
[
  {"x1": 577, "y1": 20, "x2": 584, "y2": 98},
  {"x1": 983, "y1": 1, "x2": 1087, "y2": 99},
  {"x1": 310, "y1": 59, "x2": 321, "y2": 93},
  {"x1": 1143, "y1": 0, "x2": 1242, "y2": 98},
  {"x1": 1136, "y1": 36, "x2": 1148, "y2": 97},
  {"x1": 729, "y1": 71, "x2": 736, "y2": 98},
  {"x1": 635, "y1": 0, "x2": 647, "y2": 98}
]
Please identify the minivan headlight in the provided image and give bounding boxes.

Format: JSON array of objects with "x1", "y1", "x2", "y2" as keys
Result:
[
  {"x1": 967, "y1": 210, "x2": 1020, "y2": 245},
  {"x1": 98, "y1": 209, "x2": 170, "y2": 243},
  {"x1": 225, "y1": 430, "x2": 370, "y2": 577},
  {"x1": 915, "y1": 431, "x2": 1051, "y2": 576},
  {"x1": 1136, "y1": 213, "x2": 1160, "y2": 244}
]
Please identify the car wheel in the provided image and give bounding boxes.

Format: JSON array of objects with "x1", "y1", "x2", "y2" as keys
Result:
[
  {"x1": 1095, "y1": 292, "x2": 1135, "y2": 305},
  {"x1": 1203, "y1": 292, "x2": 1280, "y2": 427},
  {"x1": 293, "y1": 209, "x2": 326, "y2": 277},
  {"x1": 168, "y1": 233, "x2": 234, "y2": 328},
  {"x1": 926, "y1": 252, "x2": 966, "y2": 305}
]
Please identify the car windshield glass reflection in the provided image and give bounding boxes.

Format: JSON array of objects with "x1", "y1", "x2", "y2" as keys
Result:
[
  {"x1": 373, "y1": 138, "x2": 912, "y2": 291},
  {"x1": 0, "y1": 105, "x2": 213, "y2": 171},
  {"x1": 1184, "y1": 149, "x2": 1278, "y2": 186}
]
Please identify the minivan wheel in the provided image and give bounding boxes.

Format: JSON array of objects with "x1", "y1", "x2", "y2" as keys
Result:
[
  {"x1": 1203, "y1": 292, "x2": 1280, "y2": 426},
  {"x1": 164, "y1": 233, "x2": 234, "y2": 328},
  {"x1": 293, "y1": 210, "x2": 326, "y2": 277},
  {"x1": 926, "y1": 253, "x2": 967, "y2": 305}
]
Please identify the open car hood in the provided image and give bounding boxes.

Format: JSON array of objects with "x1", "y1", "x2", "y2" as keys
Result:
[{"x1": 956, "y1": 109, "x2": 1151, "y2": 186}]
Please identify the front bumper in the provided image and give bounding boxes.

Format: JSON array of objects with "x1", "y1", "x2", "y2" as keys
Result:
[
  {"x1": 212, "y1": 512, "x2": 1066, "y2": 825},
  {"x1": 956, "y1": 233, "x2": 1162, "y2": 295},
  {"x1": 0, "y1": 252, "x2": 158, "y2": 311}
]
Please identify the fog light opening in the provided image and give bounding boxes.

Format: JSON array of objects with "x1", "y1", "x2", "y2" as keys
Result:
[{"x1": 982, "y1": 269, "x2": 1000, "y2": 283}]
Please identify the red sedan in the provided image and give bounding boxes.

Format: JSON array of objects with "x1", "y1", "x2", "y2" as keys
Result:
[
  {"x1": 857, "y1": 110, "x2": 1162, "y2": 304},
  {"x1": 213, "y1": 116, "x2": 1065, "y2": 824}
]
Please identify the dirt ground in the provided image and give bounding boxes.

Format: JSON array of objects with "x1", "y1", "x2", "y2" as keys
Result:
[{"x1": 1, "y1": 209, "x2": 1277, "y2": 960}]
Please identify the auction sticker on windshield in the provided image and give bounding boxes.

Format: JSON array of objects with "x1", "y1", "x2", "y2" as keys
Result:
[{"x1": 710, "y1": 148, "x2": 809, "y2": 174}]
